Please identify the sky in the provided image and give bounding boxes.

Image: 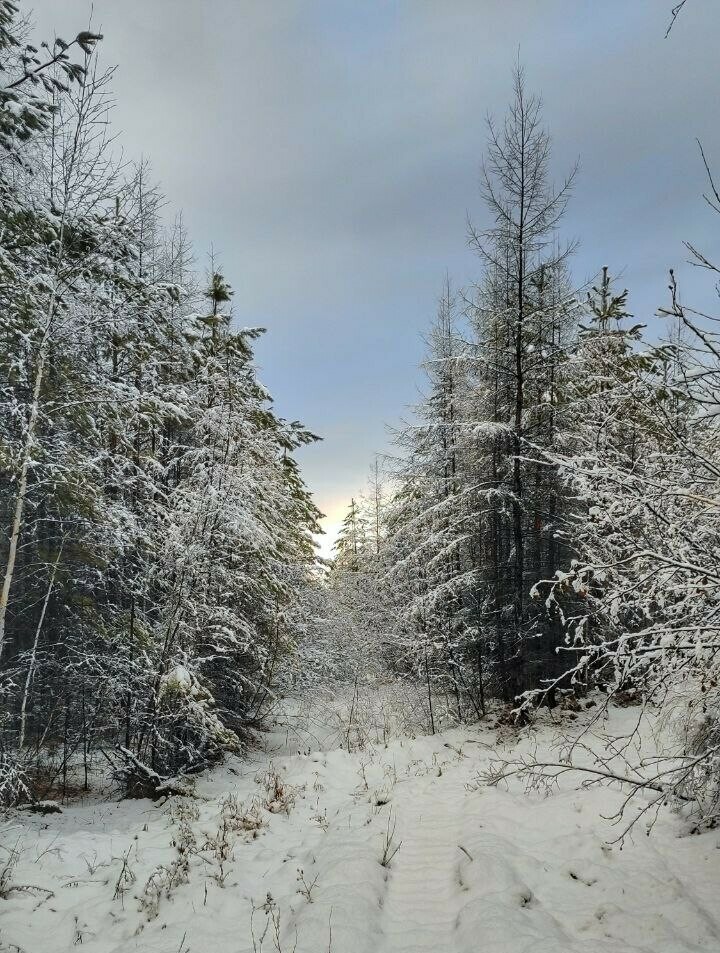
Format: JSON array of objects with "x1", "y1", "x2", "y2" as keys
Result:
[{"x1": 30, "y1": 0, "x2": 720, "y2": 555}]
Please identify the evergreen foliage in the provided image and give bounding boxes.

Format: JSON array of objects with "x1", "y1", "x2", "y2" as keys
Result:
[{"x1": 0, "y1": 3, "x2": 320, "y2": 799}]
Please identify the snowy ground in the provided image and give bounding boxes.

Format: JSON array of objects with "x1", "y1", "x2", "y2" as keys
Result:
[{"x1": 2, "y1": 690, "x2": 720, "y2": 953}]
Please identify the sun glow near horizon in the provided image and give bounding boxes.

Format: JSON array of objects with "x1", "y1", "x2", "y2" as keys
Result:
[{"x1": 314, "y1": 496, "x2": 349, "y2": 561}]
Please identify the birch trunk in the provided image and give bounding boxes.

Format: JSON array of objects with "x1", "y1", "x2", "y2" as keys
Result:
[
  {"x1": 18, "y1": 539, "x2": 64, "y2": 748},
  {"x1": 0, "y1": 314, "x2": 55, "y2": 662}
]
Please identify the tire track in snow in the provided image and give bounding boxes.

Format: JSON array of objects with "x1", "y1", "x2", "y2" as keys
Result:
[{"x1": 378, "y1": 780, "x2": 465, "y2": 953}]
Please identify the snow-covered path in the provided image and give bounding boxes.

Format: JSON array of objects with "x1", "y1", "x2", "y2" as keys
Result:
[
  {"x1": 378, "y1": 781, "x2": 464, "y2": 953},
  {"x1": 3, "y1": 698, "x2": 720, "y2": 953}
]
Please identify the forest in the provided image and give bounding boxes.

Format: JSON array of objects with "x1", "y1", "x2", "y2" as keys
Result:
[
  {"x1": 1, "y1": 2, "x2": 720, "y2": 952},
  {"x1": 0, "y1": 3, "x2": 324, "y2": 801}
]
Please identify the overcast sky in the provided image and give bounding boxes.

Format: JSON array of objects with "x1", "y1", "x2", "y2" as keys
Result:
[{"x1": 30, "y1": 0, "x2": 720, "y2": 552}]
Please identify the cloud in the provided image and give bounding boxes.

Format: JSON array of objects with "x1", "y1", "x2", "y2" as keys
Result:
[{"x1": 28, "y1": 0, "x2": 720, "y2": 548}]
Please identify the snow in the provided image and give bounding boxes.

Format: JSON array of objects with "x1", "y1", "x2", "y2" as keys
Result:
[
  {"x1": 2, "y1": 695, "x2": 720, "y2": 953},
  {"x1": 160, "y1": 665, "x2": 193, "y2": 693}
]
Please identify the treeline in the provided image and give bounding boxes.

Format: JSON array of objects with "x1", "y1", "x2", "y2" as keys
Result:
[
  {"x1": 0, "y1": 3, "x2": 320, "y2": 801},
  {"x1": 334, "y1": 65, "x2": 720, "y2": 827}
]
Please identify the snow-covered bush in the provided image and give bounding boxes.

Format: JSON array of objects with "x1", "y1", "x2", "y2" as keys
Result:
[
  {"x1": 155, "y1": 664, "x2": 240, "y2": 773},
  {"x1": 0, "y1": 752, "x2": 29, "y2": 807}
]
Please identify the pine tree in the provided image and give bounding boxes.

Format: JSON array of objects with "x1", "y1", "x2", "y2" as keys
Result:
[{"x1": 333, "y1": 498, "x2": 368, "y2": 572}]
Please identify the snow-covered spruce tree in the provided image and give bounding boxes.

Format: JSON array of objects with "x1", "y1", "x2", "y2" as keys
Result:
[
  {"x1": 84, "y1": 168, "x2": 211, "y2": 784},
  {"x1": 512, "y1": 269, "x2": 656, "y2": 705},
  {"x1": 123, "y1": 267, "x2": 321, "y2": 779},
  {"x1": 383, "y1": 278, "x2": 483, "y2": 724},
  {"x1": 334, "y1": 497, "x2": 369, "y2": 573}
]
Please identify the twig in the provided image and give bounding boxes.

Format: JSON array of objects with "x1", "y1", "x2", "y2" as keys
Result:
[{"x1": 665, "y1": 0, "x2": 688, "y2": 37}]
